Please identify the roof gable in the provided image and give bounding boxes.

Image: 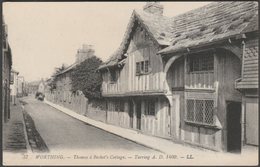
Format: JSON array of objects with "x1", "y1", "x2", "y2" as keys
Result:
[{"x1": 99, "y1": 10, "x2": 172, "y2": 70}]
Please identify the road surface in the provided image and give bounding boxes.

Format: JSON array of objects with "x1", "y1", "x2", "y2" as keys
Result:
[{"x1": 21, "y1": 96, "x2": 158, "y2": 154}]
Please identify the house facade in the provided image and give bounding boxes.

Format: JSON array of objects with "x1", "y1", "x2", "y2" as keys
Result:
[
  {"x1": 236, "y1": 34, "x2": 258, "y2": 147},
  {"x1": 98, "y1": 2, "x2": 258, "y2": 152},
  {"x1": 53, "y1": 44, "x2": 95, "y2": 102},
  {"x1": 10, "y1": 69, "x2": 19, "y2": 105},
  {"x1": 54, "y1": 63, "x2": 75, "y2": 103},
  {"x1": 17, "y1": 76, "x2": 25, "y2": 97},
  {"x1": 2, "y1": 16, "x2": 12, "y2": 123},
  {"x1": 28, "y1": 80, "x2": 41, "y2": 95},
  {"x1": 38, "y1": 79, "x2": 45, "y2": 94}
]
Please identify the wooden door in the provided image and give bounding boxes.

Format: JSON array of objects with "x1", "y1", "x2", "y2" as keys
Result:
[
  {"x1": 129, "y1": 100, "x2": 134, "y2": 128},
  {"x1": 246, "y1": 101, "x2": 258, "y2": 146},
  {"x1": 227, "y1": 102, "x2": 242, "y2": 153},
  {"x1": 136, "y1": 101, "x2": 141, "y2": 130}
]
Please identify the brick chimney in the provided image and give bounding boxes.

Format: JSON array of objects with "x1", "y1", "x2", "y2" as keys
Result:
[
  {"x1": 75, "y1": 44, "x2": 95, "y2": 64},
  {"x1": 143, "y1": 2, "x2": 164, "y2": 15}
]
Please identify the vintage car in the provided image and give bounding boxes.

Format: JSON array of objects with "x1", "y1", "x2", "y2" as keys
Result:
[{"x1": 35, "y1": 91, "x2": 45, "y2": 101}]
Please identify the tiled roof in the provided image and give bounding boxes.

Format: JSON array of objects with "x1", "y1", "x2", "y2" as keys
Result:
[
  {"x1": 99, "y1": 2, "x2": 258, "y2": 70},
  {"x1": 98, "y1": 10, "x2": 172, "y2": 70},
  {"x1": 241, "y1": 13, "x2": 259, "y2": 34},
  {"x1": 159, "y1": 1, "x2": 258, "y2": 54},
  {"x1": 135, "y1": 9, "x2": 173, "y2": 45},
  {"x1": 55, "y1": 63, "x2": 77, "y2": 76},
  {"x1": 236, "y1": 41, "x2": 259, "y2": 89}
]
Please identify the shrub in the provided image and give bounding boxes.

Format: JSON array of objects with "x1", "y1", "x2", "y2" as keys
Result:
[{"x1": 71, "y1": 56, "x2": 103, "y2": 99}]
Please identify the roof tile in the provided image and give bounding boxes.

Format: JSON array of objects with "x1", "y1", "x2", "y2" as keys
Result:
[{"x1": 100, "y1": 2, "x2": 258, "y2": 69}]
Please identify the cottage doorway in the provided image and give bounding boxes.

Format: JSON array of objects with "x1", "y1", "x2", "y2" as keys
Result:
[
  {"x1": 227, "y1": 101, "x2": 242, "y2": 153},
  {"x1": 136, "y1": 101, "x2": 141, "y2": 130},
  {"x1": 129, "y1": 100, "x2": 134, "y2": 128}
]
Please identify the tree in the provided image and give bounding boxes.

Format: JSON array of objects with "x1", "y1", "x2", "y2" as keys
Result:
[
  {"x1": 71, "y1": 56, "x2": 103, "y2": 99},
  {"x1": 54, "y1": 64, "x2": 67, "y2": 74},
  {"x1": 48, "y1": 64, "x2": 67, "y2": 91}
]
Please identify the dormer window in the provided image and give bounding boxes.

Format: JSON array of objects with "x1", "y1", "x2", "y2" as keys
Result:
[
  {"x1": 110, "y1": 70, "x2": 117, "y2": 83},
  {"x1": 136, "y1": 60, "x2": 150, "y2": 75}
]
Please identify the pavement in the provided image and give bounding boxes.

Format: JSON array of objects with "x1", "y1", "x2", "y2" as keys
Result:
[
  {"x1": 44, "y1": 99, "x2": 259, "y2": 165},
  {"x1": 2, "y1": 100, "x2": 31, "y2": 153},
  {"x1": 3, "y1": 96, "x2": 258, "y2": 165}
]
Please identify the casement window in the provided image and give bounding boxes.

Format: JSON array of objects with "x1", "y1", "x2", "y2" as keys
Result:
[
  {"x1": 115, "y1": 100, "x2": 124, "y2": 112},
  {"x1": 119, "y1": 100, "x2": 124, "y2": 112},
  {"x1": 189, "y1": 54, "x2": 214, "y2": 72},
  {"x1": 136, "y1": 60, "x2": 150, "y2": 75},
  {"x1": 144, "y1": 99, "x2": 155, "y2": 116},
  {"x1": 136, "y1": 62, "x2": 141, "y2": 75},
  {"x1": 144, "y1": 60, "x2": 149, "y2": 73},
  {"x1": 110, "y1": 70, "x2": 117, "y2": 83},
  {"x1": 115, "y1": 101, "x2": 120, "y2": 111},
  {"x1": 186, "y1": 99, "x2": 214, "y2": 125}
]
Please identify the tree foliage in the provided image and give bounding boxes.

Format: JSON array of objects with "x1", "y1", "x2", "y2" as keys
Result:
[
  {"x1": 71, "y1": 56, "x2": 103, "y2": 99},
  {"x1": 48, "y1": 64, "x2": 67, "y2": 91}
]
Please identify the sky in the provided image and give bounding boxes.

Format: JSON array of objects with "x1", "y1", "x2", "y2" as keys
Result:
[{"x1": 3, "y1": 2, "x2": 211, "y2": 82}]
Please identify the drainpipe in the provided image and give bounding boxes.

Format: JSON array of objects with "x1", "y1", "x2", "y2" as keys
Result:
[
  {"x1": 240, "y1": 38, "x2": 246, "y2": 148},
  {"x1": 241, "y1": 40, "x2": 245, "y2": 79}
]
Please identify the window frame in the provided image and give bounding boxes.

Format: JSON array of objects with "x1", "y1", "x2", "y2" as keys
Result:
[
  {"x1": 188, "y1": 53, "x2": 214, "y2": 73},
  {"x1": 136, "y1": 62, "x2": 141, "y2": 75},
  {"x1": 110, "y1": 70, "x2": 117, "y2": 83},
  {"x1": 119, "y1": 100, "x2": 124, "y2": 112},
  {"x1": 114, "y1": 100, "x2": 120, "y2": 112},
  {"x1": 136, "y1": 60, "x2": 150, "y2": 76},
  {"x1": 144, "y1": 99, "x2": 156, "y2": 116},
  {"x1": 185, "y1": 99, "x2": 215, "y2": 126}
]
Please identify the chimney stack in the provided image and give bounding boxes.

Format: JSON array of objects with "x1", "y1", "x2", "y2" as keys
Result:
[{"x1": 143, "y1": 2, "x2": 164, "y2": 15}]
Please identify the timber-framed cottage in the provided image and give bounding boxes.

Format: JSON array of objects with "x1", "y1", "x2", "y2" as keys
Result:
[{"x1": 98, "y1": 2, "x2": 258, "y2": 152}]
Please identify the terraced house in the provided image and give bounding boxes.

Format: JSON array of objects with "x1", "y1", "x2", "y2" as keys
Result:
[
  {"x1": 54, "y1": 44, "x2": 94, "y2": 100},
  {"x1": 98, "y1": 2, "x2": 258, "y2": 152},
  {"x1": 2, "y1": 16, "x2": 12, "y2": 123}
]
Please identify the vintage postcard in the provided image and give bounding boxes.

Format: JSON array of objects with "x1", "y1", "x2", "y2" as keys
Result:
[{"x1": 2, "y1": 1, "x2": 259, "y2": 166}]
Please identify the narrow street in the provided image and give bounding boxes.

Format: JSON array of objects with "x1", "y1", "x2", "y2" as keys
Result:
[{"x1": 21, "y1": 96, "x2": 158, "y2": 153}]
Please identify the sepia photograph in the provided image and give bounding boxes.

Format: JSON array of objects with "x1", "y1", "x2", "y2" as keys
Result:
[{"x1": 2, "y1": 1, "x2": 259, "y2": 166}]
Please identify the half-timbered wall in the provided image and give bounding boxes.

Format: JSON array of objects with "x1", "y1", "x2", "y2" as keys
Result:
[
  {"x1": 106, "y1": 98, "x2": 130, "y2": 128},
  {"x1": 106, "y1": 96, "x2": 170, "y2": 138},
  {"x1": 166, "y1": 48, "x2": 242, "y2": 151},
  {"x1": 102, "y1": 26, "x2": 165, "y2": 96},
  {"x1": 185, "y1": 52, "x2": 214, "y2": 90},
  {"x1": 167, "y1": 57, "x2": 184, "y2": 90},
  {"x1": 216, "y1": 50, "x2": 242, "y2": 151}
]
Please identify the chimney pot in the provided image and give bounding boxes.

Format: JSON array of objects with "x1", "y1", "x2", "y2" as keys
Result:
[{"x1": 143, "y1": 2, "x2": 164, "y2": 15}]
